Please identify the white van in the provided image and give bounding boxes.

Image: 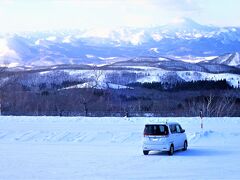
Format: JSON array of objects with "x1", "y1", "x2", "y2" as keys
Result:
[{"x1": 142, "y1": 122, "x2": 188, "y2": 155}]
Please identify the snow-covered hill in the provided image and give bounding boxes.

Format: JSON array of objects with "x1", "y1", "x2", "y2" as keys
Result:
[
  {"x1": 11, "y1": 56, "x2": 239, "y2": 90},
  {"x1": 0, "y1": 116, "x2": 239, "y2": 179},
  {"x1": 208, "y1": 52, "x2": 240, "y2": 67}
]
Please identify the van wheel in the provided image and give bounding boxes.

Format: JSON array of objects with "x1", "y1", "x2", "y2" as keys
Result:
[
  {"x1": 168, "y1": 145, "x2": 174, "y2": 156},
  {"x1": 182, "y1": 140, "x2": 188, "y2": 151},
  {"x1": 143, "y1": 150, "x2": 149, "y2": 155}
]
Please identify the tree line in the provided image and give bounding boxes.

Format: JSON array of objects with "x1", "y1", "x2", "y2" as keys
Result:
[
  {"x1": 1, "y1": 79, "x2": 240, "y2": 117},
  {"x1": 129, "y1": 79, "x2": 234, "y2": 91}
]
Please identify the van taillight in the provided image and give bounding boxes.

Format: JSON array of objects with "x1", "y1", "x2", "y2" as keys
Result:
[
  {"x1": 144, "y1": 129, "x2": 147, "y2": 137},
  {"x1": 143, "y1": 130, "x2": 149, "y2": 137}
]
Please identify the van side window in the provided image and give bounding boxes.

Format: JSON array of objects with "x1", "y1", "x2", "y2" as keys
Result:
[
  {"x1": 170, "y1": 125, "x2": 177, "y2": 134},
  {"x1": 176, "y1": 124, "x2": 181, "y2": 133}
]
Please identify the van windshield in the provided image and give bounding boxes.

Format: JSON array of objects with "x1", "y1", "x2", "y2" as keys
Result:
[{"x1": 144, "y1": 125, "x2": 169, "y2": 136}]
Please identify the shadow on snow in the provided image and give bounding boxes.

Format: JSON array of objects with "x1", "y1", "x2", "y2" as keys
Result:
[{"x1": 147, "y1": 148, "x2": 231, "y2": 157}]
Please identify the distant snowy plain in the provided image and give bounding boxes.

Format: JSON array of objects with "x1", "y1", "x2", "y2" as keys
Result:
[{"x1": 0, "y1": 116, "x2": 239, "y2": 180}]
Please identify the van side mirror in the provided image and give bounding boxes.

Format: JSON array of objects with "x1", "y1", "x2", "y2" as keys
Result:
[{"x1": 181, "y1": 129, "x2": 185, "y2": 133}]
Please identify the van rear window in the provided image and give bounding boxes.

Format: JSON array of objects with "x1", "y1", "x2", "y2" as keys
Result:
[{"x1": 144, "y1": 125, "x2": 169, "y2": 136}]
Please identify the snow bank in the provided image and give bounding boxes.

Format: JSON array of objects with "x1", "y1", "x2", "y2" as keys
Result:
[{"x1": 0, "y1": 116, "x2": 239, "y2": 145}]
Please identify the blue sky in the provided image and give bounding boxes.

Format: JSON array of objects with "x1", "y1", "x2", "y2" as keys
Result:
[{"x1": 0, "y1": 0, "x2": 240, "y2": 32}]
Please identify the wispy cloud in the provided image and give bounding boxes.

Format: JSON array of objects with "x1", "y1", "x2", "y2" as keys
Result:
[
  {"x1": 0, "y1": 0, "x2": 239, "y2": 32},
  {"x1": 148, "y1": 0, "x2": 198, "y2": 11}
]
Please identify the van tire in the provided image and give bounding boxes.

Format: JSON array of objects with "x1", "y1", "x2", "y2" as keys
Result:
[
  {"x1": 143, "y1": 150, "x2": 149, "y2": 155},
  {"x1": 168, "y1": 145, "x2": 174, "y2": 156},
  {"x1": 183, "y1": 140, "x2": 188, "y2": 151}
]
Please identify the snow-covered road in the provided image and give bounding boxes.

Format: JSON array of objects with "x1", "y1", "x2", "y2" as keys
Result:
[{"x1": 0, "y1": 116, "x2": 239, "y2": 179}]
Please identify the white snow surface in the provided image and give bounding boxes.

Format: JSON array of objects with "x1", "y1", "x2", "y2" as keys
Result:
[
  {"x1": 229, "y1": 52, "x2": 240, "y2": 66},
  {"x1": 62, "y1": 81, "x2": 131, "y2": 90},
  {"x1": 177, "y1": 71, "x2": 240, "y2": 87},
  {"x1": 0, "y1": 116, "x2": 240, "y2": 180}
]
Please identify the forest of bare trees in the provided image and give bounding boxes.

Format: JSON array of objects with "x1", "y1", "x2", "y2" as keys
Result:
[
  {"x1": 0, "y1": 80, "x2": 239, "y2": 117},
  {"x1": 0, "y1": 68, "x2": 240, "y2": 117}
]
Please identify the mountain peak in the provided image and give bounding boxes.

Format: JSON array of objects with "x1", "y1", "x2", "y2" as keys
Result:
[{"x1": 162, "y1": 17, "x2": 217, "y2": 33}]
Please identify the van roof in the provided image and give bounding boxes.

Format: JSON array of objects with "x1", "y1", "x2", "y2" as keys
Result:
[{"x1": 145, "y1": 122, "x2": 179, "y2": 126}]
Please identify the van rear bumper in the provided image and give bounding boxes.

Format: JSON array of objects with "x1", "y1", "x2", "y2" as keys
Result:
[{"x1": 142, "y1": 144, "x2": 170, "y2": 151}]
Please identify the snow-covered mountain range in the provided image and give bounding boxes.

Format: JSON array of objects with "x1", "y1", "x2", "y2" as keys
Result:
[
  {"x1": 1, "y1": 18, "x2": 240, "y2": 89},
  {"x1": 1, "y1": 18, "x2": 240, "y2": 67}
]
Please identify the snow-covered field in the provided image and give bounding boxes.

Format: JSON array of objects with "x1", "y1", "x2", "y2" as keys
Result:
[{"x1": 0, "y1": 116, "x2": 240, "y2": 180}]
